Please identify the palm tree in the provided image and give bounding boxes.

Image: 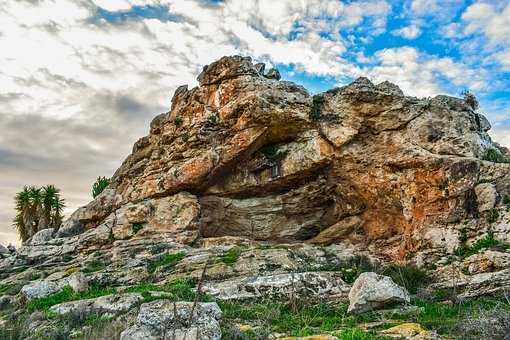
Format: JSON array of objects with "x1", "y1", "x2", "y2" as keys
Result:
[{"x1": 13, "y1": 185, "x2": 65, "y2": 243}]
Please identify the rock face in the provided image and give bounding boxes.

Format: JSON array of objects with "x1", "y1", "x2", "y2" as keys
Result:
[
  {"x1": 52, "y1": 55, "x2": 507, "y2": 260},
  {"x1": 348, "y1": 272, "x2": 410, "y2": 314}
]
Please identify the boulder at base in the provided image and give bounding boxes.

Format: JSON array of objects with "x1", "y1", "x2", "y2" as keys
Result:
[{"x1": 348, "y1": 272, "x2": 410, "y2": 314}]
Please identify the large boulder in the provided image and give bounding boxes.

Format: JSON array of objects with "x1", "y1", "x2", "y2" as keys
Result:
[
  {"x1": 348, "y1": 272, "x2": 410, "y2": 314},
  {"x1": 120, "y1": 300, "x2": 222, "y2": 340},
  {"x1": 474, "y1": 183, "x2": 498, "y2": 212}
]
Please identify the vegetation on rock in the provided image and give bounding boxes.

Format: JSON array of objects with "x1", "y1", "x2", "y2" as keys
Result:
[
  {"x1": 91, "y1": 176, "x2": 110, "y2": 198},
  {"x1": 13, "y1": 185, "x2": 65, "y2": 242}
]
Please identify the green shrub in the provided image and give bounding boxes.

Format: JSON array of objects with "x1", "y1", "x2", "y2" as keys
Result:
[
  {"x1": 221, "y1": 247, "x2": 242, "y2": 265},
  {"x1": 174, "y1": 116, "x2": 183, "y2": 126},
  {"x1": 459, "y1": 228, "x2": 468, "y2": 243},
  {"x1": 147, "y1": 251, "x2": 185, "y2": 273},
  {"x1": 381, "y1": 264, "x2": 429, "y2": 294},
  {"x1": 92, "y1": 176, "x2": 109, "y2": 199},
  {"x1": 259, "y1": 144, "x2": 288, "y2": 162},
  {"x1": 455, "y1": 232, "x2": 500, "y2": 257},
  {"x1": 310, "y1": 95, "x2": 325, "y2": 121},
  {"x1": 482, "y1": 148, "x2": 509, "y2": 163},
  {"x1": 487, "y1": 208, "x2": 500, "y2": 224},
  {"x1": 206, "y1": 114, "x2": 218, "y2": 125},
  {"x1": 27, "y1": 284, "x2": 115, "y2": 312},
  {"x1": 126, "y1": 278, "x2": 197, "y2": 302},
  {"x1": 340, "y1": 256, "x2": 376, "y2": 284},
  {"x1": 131, "y1": 223, "x2": 143, "y2": 234},
  {"x1": 503, "y1": 195, "x2": 510, "y2": 207}
]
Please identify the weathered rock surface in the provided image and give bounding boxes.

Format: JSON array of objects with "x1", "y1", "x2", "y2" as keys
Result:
[
  {"x1": 1, "y1": 55, "x2": 509, "y2": 338},
  {"x1": 120, "y1": 301, "x2": 222, "y2": 340},
  {"x1": 348, "y1": 272, "x2": 410, "y2": 314}
]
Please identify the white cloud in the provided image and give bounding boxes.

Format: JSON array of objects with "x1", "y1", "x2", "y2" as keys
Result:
[
  {"x1": 392, "y1": 24, "x2": 422, "y2": 39},
  {"x1": 359, "y1": 47, "x2": 486, "y2": 98},
  {"x1": 411, "y1": 0, "x2": 438, "y2": 14}
]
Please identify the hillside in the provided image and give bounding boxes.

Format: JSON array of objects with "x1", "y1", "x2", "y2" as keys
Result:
[{"x1": 1, "y1": 55, "x2": 510, "y2": 339}]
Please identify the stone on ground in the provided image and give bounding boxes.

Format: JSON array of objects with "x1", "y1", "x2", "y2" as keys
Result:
[{"x1": 348, "y1": 272, "x2": 410, "y2": 314}]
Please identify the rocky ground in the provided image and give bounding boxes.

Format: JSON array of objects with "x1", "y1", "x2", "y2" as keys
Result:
[{"x1": 1, "y1": 55, "x2": 510, "y2": 339}]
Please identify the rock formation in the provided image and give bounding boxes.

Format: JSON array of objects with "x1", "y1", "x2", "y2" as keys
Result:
[{"x1": 1, "y1": 55, "x2": 509, "y2": 339}]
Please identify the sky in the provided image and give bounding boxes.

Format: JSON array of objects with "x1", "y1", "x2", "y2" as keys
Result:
[{"x1": 1, "y1": 0, "x2": 509, "y2": 246}]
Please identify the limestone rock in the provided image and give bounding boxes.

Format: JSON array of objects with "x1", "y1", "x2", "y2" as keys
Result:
[
  {"x1": 50, "y1": 292, "x2": 143, "y2": 317},
  {"x1": 381, "y1": 323, "x2": 439, "y2": 339},
  {"x1": 348, "y1": 272, "x2": 410, "y2": 314},
  {"x1": 28, "y1": 228, "x2": 55, "y2": 245},
  {"x1": 474, "y1": 183, "x2": 498, "y2": 212},
  {"x1": 265, "y1": 67, "x2": 281, "y2": 80},
  {"x1": 120, "y1": 301, "x2": 222, "y2": 340},
  {"x1": 21, "y1": 280, "x2": 62, "y2": 301},
  {"x1": 0, "y1": 244, "x2": 8, "y2": 255},
  {"x1": 67, "y1": 272, "x2": 88, "y2": 292},
  {"x1": 202, "y1": 272, "x2": 350, "y2": 300}
]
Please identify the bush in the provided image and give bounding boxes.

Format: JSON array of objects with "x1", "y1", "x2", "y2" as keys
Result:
[
  {"x1": 132, "y1": 223, "x2": 143, "y2": 234},
  {"x1": 259, "y1": 144, "x2": 288, "y2": 162},
  {"x1": 455, "y1": 232, "x2": 500, "y2": 257},
  {"x1": 174, "y1": 116, "x2": 183, "y2": 126},
  {"x1": 487, "y1": 208, "x2": 500, "y2": 224},
  {"x1": 482, "y1": 148, "x2": 509, "y2": 163},
  {"x1": 92, "y1": 176, "x2": 109, "y2": 199},
  {"x1": 455, "y1": 306, "x2": 510, "y2": 340},
  {"x1": 206, "y1": 114, "x2": 218, "y2": 125}
]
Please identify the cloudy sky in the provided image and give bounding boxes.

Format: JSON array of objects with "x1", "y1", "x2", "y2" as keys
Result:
[{"x1": 1, "y1": 0, "x2": 509, "y2": 245}]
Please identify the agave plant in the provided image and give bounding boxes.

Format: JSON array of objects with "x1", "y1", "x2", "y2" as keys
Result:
[{"x1": 13, "y1": 185, "x2": 65, "y2": 243}]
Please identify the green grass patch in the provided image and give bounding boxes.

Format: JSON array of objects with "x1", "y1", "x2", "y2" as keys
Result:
[
  {"x1": 27, "y1": 284, "x2": 116, "y2": 312},
  {"x1": 131, "y1": 223, "x2": 144, "y2": 234},
  {"x1": 219, "y1": 301, "x2": 379, "y2": 337},
  {"x1": 146, "y1": 251, "x2": 185, "y2": 273},
  {"x1": 335, "y1": 328, "x2": 384, "y2": 340},
  {"x1": 220, "y1": 247, "x2": 243, "y2": 265},
  {"x1": 455, "y1": 232, "x2": 500, "y2": 257},
  {"x1": 0, "y1": 283, "x2": 16, "y2": 295},
  {"x1": 392, "y1": 297, "x2": 510, "y2": 335},
  {"x1": 126, "y1": 278, "x2": 202, "y2": 303}
]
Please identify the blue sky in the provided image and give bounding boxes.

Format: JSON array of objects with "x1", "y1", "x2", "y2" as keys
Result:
[{"x1": 0, "y1": 0, "x2": 509, "y2": 244}]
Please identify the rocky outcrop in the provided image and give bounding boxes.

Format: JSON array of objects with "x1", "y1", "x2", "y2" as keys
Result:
[{"x1": 1, "y1": 55, "x2": 509, "y2": 338}]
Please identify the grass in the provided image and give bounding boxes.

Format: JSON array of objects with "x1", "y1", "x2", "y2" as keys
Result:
[
  {"x1": 221, "y1": 247, "x2": 242, "y2": 265},
  {"x1": 0, "y1": 283, "x2": 16, "y2": 295},
  {"x1": 219, "y1": 301, "x2": 380, "y2": 337},
  {"x1": 146, "y1": 251, "x2": 185, "y2": 273},
  {"x1": 455, "y1": 232, "x2": 500, "y2": 257},
  {"x1": 482, "y1": 148, "x2": 509, "y2": 163},
  {"x1": 131, "y1": 223, "x2": 144, "y2": 234},
  {"x1": 381, "y1": 264, "x2": 429, "y2": 294},
  {"x1": 27, "y1": 284, "x2": 116, "y2": 312},
  {"x1": 82, "y1": 259, "x2": 106, "y2": 273},
  {"x1": 392, "y1": 297, "x2": 510, "y2": 335}
]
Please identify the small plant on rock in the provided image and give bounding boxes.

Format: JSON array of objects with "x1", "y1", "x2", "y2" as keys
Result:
[
  {"x1": 221, "y1": 247, "x2": 242, "y2": 265},
  {"x1": 487, "y1": 208, "x2": 500, "y2": 224},
  {"x1": 147, "y1": 251, "x2": 186, "y2": 273},
  {"x1": 131, "y1": 223, "x2": 144, "y2": 234},
  {"x1": 206, "y1": 113, "x2": 218, "y2": 125},
  {"x1": 92, "y1": 176, "x2": 110, "y2": 199},
  {"x1": 174, "y1": 116, "x2": 183, "y2": 126}
]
